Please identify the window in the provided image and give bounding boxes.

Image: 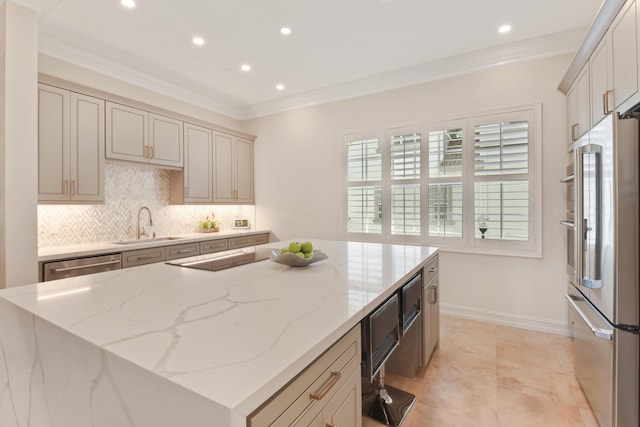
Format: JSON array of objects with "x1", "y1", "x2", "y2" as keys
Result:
[
  {"x1": 470, "y1": 110, "x2": 537, "y2": 253},
  {"x1": 344, "y1": 105, "x2": 541, "y2": 257},
  {"x1": 427, "y1": 122, "x2": 465, "y2": 242},
  {"x1": 346, "y1": 135, "x2": 382, "y2": 234},
  {"x1": 390, "y1": 131, "x2": 421, "y2": 237}
]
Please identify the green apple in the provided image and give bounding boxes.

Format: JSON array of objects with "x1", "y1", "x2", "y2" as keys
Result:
[
  {"x1": 296, "y1": 251, "x2": 305, "y2": 258},
  {"x1": 288, "y1": 241, "x2": 302, "y2": 253},
  {"x1": 304, "y1": 252, "x2": 313, "y2": 258},
  {"x1": 301, "y1": 241, "x2": 313, "y2": 254},
  {"x1": 280, "y1": 248, "x2": 289, "y2": 254}
]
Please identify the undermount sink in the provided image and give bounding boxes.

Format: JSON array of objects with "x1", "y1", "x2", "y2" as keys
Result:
[{"x1": 111, "y1": 237, "x2": 185, "y2": 245}]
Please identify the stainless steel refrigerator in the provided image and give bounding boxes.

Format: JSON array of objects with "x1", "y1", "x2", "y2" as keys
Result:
[{"x1": 566, "y1": 112, "x2": 639, "y2": 427}]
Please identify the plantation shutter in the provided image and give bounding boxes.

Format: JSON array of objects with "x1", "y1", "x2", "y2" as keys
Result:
[
  {"x1": 346, "y1": 136, "x2": 382, "y2": 234},
  {"x1": 426, "y1": 124, "x2": 464, "y2": 239},
  {"x1": 390, "y1": 132, "x2": 421, "y2": 236},
  {"x1": 472, "y1": 119, "x2": 530, "y2": 241}
]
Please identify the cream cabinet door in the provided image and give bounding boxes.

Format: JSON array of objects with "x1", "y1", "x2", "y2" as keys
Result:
[
  {"x1": 106, "y1": 102, "x2": 149, "y2": 163},
  {"x1": 38, "y1": 85, "x2": 104, "y2": 203},
  {"x1": 213, "y1": 132, "x2": 234, "y2": 202},
  {"x1": 235, "y1": 137, "x2": 254, "y2": 203},
  {"x1": 589, "y1": 34, "x2": 613, "y2": 126},
  {"x1": 149, "y1": 113, "x2": 183, "y2": 167},
  {"x1": 38, "y1": 84, "x2": 70, "y2": 201},
  {"x1": 611, "y1": 0, "x2": 639, "y2": 111},
  {"x1": 184, "y1": 123, "x2": 212, "y2": 202},
  {"x1": 213, "y1": 132, "x2": 254, "y2": 203},
  {"x1": 568, "y1": 66, "x2": 590, "y2": 143},
  {"x1": 70, "y1": 93, "x2": 104, "y2": 202},
  {"x1": 322, "y1": 367, "x2": 362, "y2": 427}
]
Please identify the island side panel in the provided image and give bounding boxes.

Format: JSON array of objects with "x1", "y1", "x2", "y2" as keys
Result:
[{"x1": 0, "y1": 298, "x2": 230, "y2": 426}]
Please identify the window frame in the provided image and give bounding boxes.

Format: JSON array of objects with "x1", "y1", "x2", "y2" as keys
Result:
[
  {"x1": 342, "y1": 104, "x2": 542, "y2": 258},
  {"x1": 425, "y1": 119, "x2": 468, "y2": 248}
]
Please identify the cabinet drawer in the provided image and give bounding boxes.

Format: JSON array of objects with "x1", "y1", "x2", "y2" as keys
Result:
[
  {"x1": 229, "y1": 233, "x2": 268, "y2": 250},
  {"x1": 248, "y1": 325, "x2": 361, "y2": 427},
  {"x1": 165, "y1": 242, "x2": 200, "y2": 260},
  {"x1": 228, "y1": 236, "x2": 250, "y2": 249},
  {"x1": 122, "y1": 247, "x2": 166, "y2": 268},
  {"x1": 200, "y1": 239, "x2": 229, "y2": 254},
  {"x1": 250, "y1": 233, "x2": 268, "y2": 245},
  {"x1": 423, "y1": 254, "x2": 439, "y2": 284}
]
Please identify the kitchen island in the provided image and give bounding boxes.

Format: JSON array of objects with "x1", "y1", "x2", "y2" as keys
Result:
[{"x1": 0, "y1": 240, "x2": 437, "y2": 426}]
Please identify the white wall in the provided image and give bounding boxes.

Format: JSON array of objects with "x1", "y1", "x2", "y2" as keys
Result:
[{"x1": 243, "y1": 54, "x2": 572, "y2": 334}]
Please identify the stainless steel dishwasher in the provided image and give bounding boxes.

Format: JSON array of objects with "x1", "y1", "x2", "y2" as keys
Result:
[{"x1": 43, "y1": 254, "x2": 122, "y2": 281}]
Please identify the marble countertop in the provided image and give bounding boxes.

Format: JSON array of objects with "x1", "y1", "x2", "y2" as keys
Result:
[
  {"x1": 4, "y1": 239, "x2": 437, "y2": 425},
  {"x1": 37, "y1": 229, "x2": 270, "y2": 262}
]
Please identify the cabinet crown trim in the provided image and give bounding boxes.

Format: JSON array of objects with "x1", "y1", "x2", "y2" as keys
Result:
[{"x1": 558, "y1": 0, "x2": 627, "y2": 93}]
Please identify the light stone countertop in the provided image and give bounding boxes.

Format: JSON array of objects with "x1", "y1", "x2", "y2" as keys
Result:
[
  {"x1": 2, "y1": 239, "x2": 438, "y2": 426},
  {"x1": 37, "y1": 229, "x2": 271, "y2": 262}
]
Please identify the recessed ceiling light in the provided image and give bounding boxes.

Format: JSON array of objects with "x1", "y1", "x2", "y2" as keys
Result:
[
  {"x1": 498, "y1": 24, "x2": 512, "y2": 34},
  {"x1": 121, "y1": 0, "x2": 135, "y2": 8},
  {"x1": 276, "y1": 84, "x2": 285, "y2": 91},
  {"x1": 192, "y1": 36, "x2": 205, "y2": 46},
  {"x1": 280, "y1": 27, "x2": 292, "y2": 36},
  {"x1": 241, "y1": 64, "x2": 251, "y2": 72}
]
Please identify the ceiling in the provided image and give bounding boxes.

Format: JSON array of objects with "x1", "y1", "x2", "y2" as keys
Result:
[{"x1": 18, "y1": 0, "x2": 603, "y2": 119}]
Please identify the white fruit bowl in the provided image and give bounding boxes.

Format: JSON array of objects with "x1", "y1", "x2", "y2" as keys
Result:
[{"x1": 269, "y1": 250, "x2": 328, "y2": 267}]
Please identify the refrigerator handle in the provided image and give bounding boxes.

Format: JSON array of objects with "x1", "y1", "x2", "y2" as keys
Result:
[{"x1": 578, "y1": 144, "x2": 603, "y2": 289}]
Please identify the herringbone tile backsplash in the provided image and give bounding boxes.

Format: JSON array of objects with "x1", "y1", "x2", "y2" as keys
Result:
[{"x1": 38, "y1": 163, "x2": 255, "y2": 248}]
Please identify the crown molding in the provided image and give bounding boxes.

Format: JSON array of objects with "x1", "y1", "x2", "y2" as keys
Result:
[
  {"x1": 39, "y1": 33, "x2": 246, "y2": 119},
  {"x1": 39, "y1": 27, "x2": 585, "y2": 121},
  {"x1": 557, "y1": 0, "x2": 626, "y2": 93},
  {"x1": 241, "y1": 28, "x2": 586, "y2": 119}
]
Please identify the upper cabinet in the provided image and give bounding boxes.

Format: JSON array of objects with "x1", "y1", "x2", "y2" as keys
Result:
[
  {"x1": 39, "y1": 79, "x2": 254, "y2": 206},
  {"x1": 567, "y1": 66, "x2": 590, "y2": 142},
  {"x1": 610, "y1": 0, "x2": 640, "y2": 112},
  {"x1": 106, "y1": 102, "x2": 183, "y2": 168},
  {"x1": 170, "y1": 127, "x2": 254, "y2": 205},
  {"x1": 562, "y1": 0, "x2": 640, "y2": 141},
  {"x1": 38, "y1": 84, "x2": 105, "y2": 203},
  {"x1": 213, "y1": 133, "x2": 254, "y2": 203},
  {"x1": 589, "y1": 34, "x2": 613, "y2": 126},
  {"x1": 183, "y1": 123, "x2": 212, "y2": 203}
]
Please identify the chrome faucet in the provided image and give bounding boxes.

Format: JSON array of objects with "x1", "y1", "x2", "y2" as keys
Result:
[{"x1": 137, "y1": 206, "x2": 153, "y2": 239}]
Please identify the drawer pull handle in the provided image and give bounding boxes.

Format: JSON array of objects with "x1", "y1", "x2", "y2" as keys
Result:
[
  {"x1": 52, "y1": 260, "x2": 120, "y2": 273},
  {"x1": 428, "y1": 267, "x2": 437, "y2": 273},
  {"x1": 310, "y1": 371, "x2": 341, "y2": 401},
  {"x1": 326, "y1": 423, "x2": 336, "y2": 427},
  {"x1": 174, "y1": 249, "x2": 195, "y2": 254},
  {"x1": 132, "y1": 254, "x2": 157, "y2": 261}
]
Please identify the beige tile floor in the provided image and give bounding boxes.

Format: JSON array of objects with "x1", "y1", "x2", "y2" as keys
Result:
[{"x1": 363, "y1": 316, "x2": 599, "y2": 427}]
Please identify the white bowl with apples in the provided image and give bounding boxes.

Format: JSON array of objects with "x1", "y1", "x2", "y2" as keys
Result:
[{"x1": 269, "y1": 241, "x2": 328, "y2": 267}]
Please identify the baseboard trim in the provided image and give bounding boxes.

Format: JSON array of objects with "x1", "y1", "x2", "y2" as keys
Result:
[{"x1": 440, "y1": 303, "x2": 571, "y2": 336}]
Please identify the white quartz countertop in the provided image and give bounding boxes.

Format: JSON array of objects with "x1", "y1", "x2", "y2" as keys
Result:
[
  {"x1": 37, "y1": 229, "x2": 270, "y2": 262},
  {"x1": 4, "y1": 239, "x2": 437, "y2": 425}
]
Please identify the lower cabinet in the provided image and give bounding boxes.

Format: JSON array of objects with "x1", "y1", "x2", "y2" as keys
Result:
[
  {"x1": 200, "y1": 239, "x2": 229, "y2": 254},
  {"x1": 165, "y1": 242, "x2": 200, "y2": 261},
  {"x1": 422, "y1": 255, "x2": 440, "y2": 366},
  {"x1": 248, "y1": 325, "x2": 362, "y2": 427},
  {"x1": 228, "y1": 233, "x2": 268, "y2": 249},
  {"x1": 122, "y1": 247, "x2": 166, "y2": 268}
]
